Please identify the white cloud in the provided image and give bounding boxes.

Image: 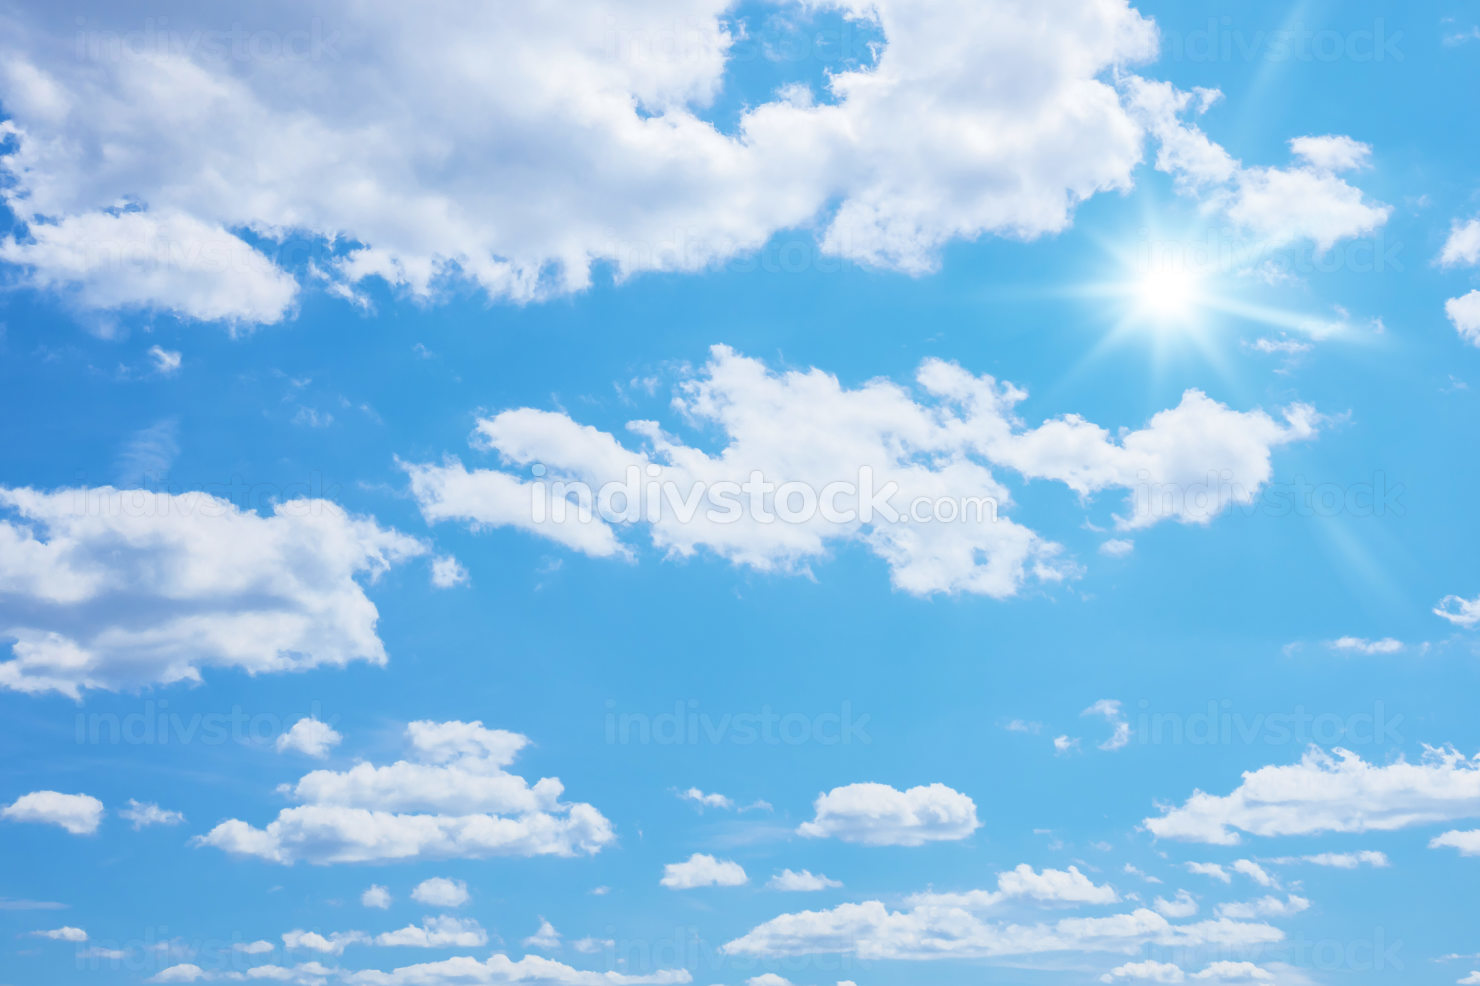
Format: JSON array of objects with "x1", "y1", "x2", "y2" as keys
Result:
[
  {"x1": 235, "y1": 941, "x2": 275, "y2": 954},
  {"x1": 907, "y1": 864, "x2": 1118, "y2": 908},
  {"x1": 676, "y1": 788, "x2": 733, "y2": 810},
  {"x1": 335, "y1": 954, "x2": 691, "y2": 986},
  {"x1": 282, "y1": 930, "x2": 368, "y2": 954},
  {"x1": 31, "y1": 926, "x2": 87, "y2": 941},
  {"x1": 522, "y1": 919, "x2": 561, "y2": 950},
  {"x1": 0, "y1": 209, "x2": 298, "y2": 326},
  {"x1": 798, "y1": 782, "x2": 979, "y2": 846},
  {"x1": 1267, "y1": 850, "x2": 1387, "y2": 869},
  {"x1": 1083, "y1": 699, "x2": 1132, "y2": 751},
  {"x1": 196, "y1": 722, "x2": 613, "y2": 864},
  {"x1": 1429, "y1": 829, "x2": 1480, "y2": 855},
  {"x1": 1326, "y1": 636, "x2": 1407, "y2": 655},
  {"x1": 0, "y1": 0, "x2": 1167, "y2": 322},
  {"x1": 1146, "y1": 746, "x2": 1480, "y2": 844},
  {"x1": 1055, "y1": 735, "x2": 1082, "y2": 755},
  {"x1": 1440, "y1": 219, "x2": 1480, "y2": 268},
  {"x1": 1100, "y1": 538, "x2": 1134, "y2": 557},
  {"x1": 148, "y1": 345, "x2": 183, "y2": 375},
  {"x1": 120, "y1": 799, "x2": 185, "y2": 829},
  {"x1": 275, "y1": 717, "x2": 343, "y2": 759},
  {"x1": 1184, "y1": 863, "x2": 1229, "y2": 883},
  {"x1": 430, "y1": 555, "x2": 469, "y2": 588},
  {"x1": 376, "y1": 916, "x2": 488, "y2": 948},
  {"x1": 410, "y1": 878, "x2": 470, "y2": 908},
  {"x1": 0, "y1": 486, "x2": 425, "y2": 696},
  {"x1": 1231, "y1": 860, "x2": 1275, "y2": 888},
  {"x1": 747, "y1": 976, "x2": 792, "y2": 986},
  {"x1": 1153, "y1": 891, "x2": 1198, "y2": 919},
  {"x1": 1125, "y1": 78, "x2": 1388, "y2": 252},
  {"x1": 409, "y1": 348, "x2": 1315, "y2": 598},
  {"x1": 767, "y1": 869, "x2": 843, "y2": 892},
  {"x1": 1214, "y1": 896, "x2": 1309, "y2": 920},
  {"x1": 1436, "y1": 592, "x2": 1480, "y2": 627},
  {"x1": 722, "y1": 900, "x2": 1283, "y2": 961},
  {"x1": 2, "y1": 790, "x2": 104, "y2": 834},
  {"x1": 1102, "y1": 960, "x2": 1186, "y2": 982},
  {"x1": 660, "y1": 853, "x2": 748, "y2": 889},
  {"x1": 1445, "y1": 291, "x2": 1480, "y2": 347},
  {"x1": 360, "y1": 885, "x2": 392, "y2": 909}
]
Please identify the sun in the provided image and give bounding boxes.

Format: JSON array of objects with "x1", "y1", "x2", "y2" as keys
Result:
[{"x1": 1132, "y1": 264, "x2": 1205, "y2": 324}]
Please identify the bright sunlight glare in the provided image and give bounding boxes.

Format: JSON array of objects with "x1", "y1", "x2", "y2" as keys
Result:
[{"x1": 1133, "y1": 264, "x2": 1204, "y2": 322}]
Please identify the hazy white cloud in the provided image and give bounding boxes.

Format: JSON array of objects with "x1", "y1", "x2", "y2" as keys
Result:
[
  {"x1": 676, "y1": 788, "x2": 733, "y2": 810},
  {"x1": 360, "y1": 886, "x2": 392, "y2": 910},
  {"x1": 660, "y1": 853, "x2": 748, "y2": 889},
  {"x1": 1445, "y1": 291, "x2": 1480, "y2": 347},
  {"x1": 522, "y1": 919, "x2": 561, "y2": 951},
  {"x1": 31, "y1": 926, "x2": 87, "y2": 942},
  {"x1": 1153, "y1": 891, "x2": 1198, "y2": 919},
  {"x1": 335, "y1": 953, "x2": 691, "y2": 986},
  {"x1": 2, "y1": 790, "x2": 104, "y2": 834},
  {"x1": 906, "y1": 864, "x2": 1118, "y2": 908},
  {"x1": 0, "y1": 486, "x2": 425, "y2": 696},
  {"x1": 767, "y1": 869, "x2": 843, "y2": 892},
  {"x1": 1436, "y1": 592, "x2": 1480, "y2": 627},
  {"x1": 430, "y1": 555, "x2": 469, "y2": 588},
  {"x1": 120, "y1": 799, "x2": 185, "y2": 830},
  {"x1": 1083, "y1": 699, "x2": 1131, "y2": 751},
  {"x1": 376, "y1": 916, "x2": 488, "y2": 948}
]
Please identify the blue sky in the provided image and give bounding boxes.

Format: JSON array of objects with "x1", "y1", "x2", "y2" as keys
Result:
[{"x1": 1, "y1": 1, "x2": 1480, "y2": 984}]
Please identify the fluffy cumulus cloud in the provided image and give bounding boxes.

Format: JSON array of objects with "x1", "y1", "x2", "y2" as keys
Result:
[
  {"x1": 275, "y1": 717, "x2": 343, "y2": 758},
  {"x1": 0, "y1": 486, "x2": 425, "y2": 697},
  {"x1": 768, "y1": 869, "x2": 843, "y2": 892},
  {"x1": 906, "y1": 865, "x2": 1118, "y2": 909},
  {"x1": 407, "y1": 347, "x2": 1315, "y2": 598},
  {"x1": 360, "y1": 885, "x2": 392, "y2": 909},
  {"x1": 410, "y1": 877, "x2": 470, "y2": 908},
  {"x1": 1101, "y1": 960, "x2": 1275, "y2": 983},
  {"x1": 1145, "y1": 746, "x2": 1480, "y2": 844},
  {"x1": 660, "y1": 853, "x2": 748, "y2": 889},
  {"x1": 798, "y1": 782, "x2": 980, "y2": 846},
  {"x1": 2, "y1": 790, "x2": 105, "y2": 834},
  {"x1": 1439, "y1": 218, "x2": 1480, "y2": 345},
  {"x1": 0, "y1": 0, "x2": 1167, "y2": 323},
  {"x1": 195, "y1": 721, "x2": 614, "y2": 863}
]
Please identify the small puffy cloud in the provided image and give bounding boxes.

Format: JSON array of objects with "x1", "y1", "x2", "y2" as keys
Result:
[
  {"x1": 1146, "y1": 746, "x2": 1480, "y2": 845},
  {"x1": 1440, "y1": 219, "x2": 1480, "y2": 268},
  {"x1": 1436, "y1": 591, "x2": 1480, "y2": 627},
  {"x1": 1429, "y1": 829, "x2": 1480, "y2": 855},
  {"x1": 31, "y1": 926, "x2": 87, "y2": 941},
  {"x1": 676, "y1": 788, "x2": 733, "y2": 810},
  {"x1": 1445, "y1": 292, "x2": 1480, "y2": 347},
  {"x1": 150, "y1": 964, "x2": 207, "y2": 983},
  {"x1": 0, "y1": 486, "x2": 425, "y2": 696},
  {"x1": 1054, "y1": 735, "x2": 1081, "y2": 755},
  {"x1": 197, "y1": 722, "x2": 613, "y2": 864},
  {"x1": 747, "y1": 976, "x2": 793, "y2": 986},
  {"x1": 375, "y1": 916, "x2": 487, "y2": 948},
  {"x1": 1082, "y1": 699, "x2": 1131, "y2": 751},
  {"x1": 1185, "y1": 863, "x2": 1230, "y2": 883},
  {"x1": 1326, "y1": 636, "x2": 1407, "y2": 655},
  {"x1": 1153, "y1": 891, "x2": 1198, "y2": 919},
  {"x1": 410, "y1": 877, "x2": 470, "y2": 908},
  {"x1": 767, "y1": 869, "x2": 842, "y2": 892},
  {"x1": 1289, "y1": 135, "x2": 1372, "y2": 172},
  {"x1": 1102, "y1": 960, "x2": 1185, "y2": 982},
  {"x1": 1274, "y1": 850, "x2": 1387, "y2": 869},
  {"x1": 1100, "y1": 538, "x2": 1134, "y2": 557},
  {"x1": 275, "y1": 718, "x2": 343, "y2": 759},
  {"x1": 360, "y1": 885, "x2": 391, "y2": 909},
  {"x1": 798, "y1": 782, "x2": 979, "y2": 846},
  {"x1": 282, "y1": 930, "x2": 367, "y2": 954},
  {"x1": 1214, "y1": 895, "x2": 1310, "y2": 920},
  {"x1": 148, "y1": 345, "x2": 182, "y2": 375},
  {"x1": 430, "y1": 555, "x2": 469, "y2": 588},
  {"x1": 2, "y1": 791, "x2": 104, "y2": 834},
  {"x1": 660, "y1": 853, "x2": 748, "y2": 889},
  {"x1": 522, "y1": 919, "x2": 561, "y2": 950},
  {"x1": 120, "y1": 799, "x2": 185, "y2": 829},
  {"x1": 908, "y1": 864, "x2": 1117, "y2": 909},
  {"x1": 234, "y1": 941, "x2": 274, "y2": 954},
  {"x1": 1231, "y1": 860, "x2": 1275, "y2": 888}
]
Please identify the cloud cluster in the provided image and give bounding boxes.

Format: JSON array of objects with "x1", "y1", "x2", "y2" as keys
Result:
[
  {"x1": 196, "y1": 721, "x2": 614, "y2": 863},
  {"x1": 408, "y1": 347, "x2": 1317, "y2": 597},
  {"x1": 0, "y1": 0, "x2": 1169, "y2": 324},
  {"x1": 797, "y1": 782, "x2": 980, "y2": 846},
  {"x1": 0, "y1": 486, "x2": 424, "y2": 696}
]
